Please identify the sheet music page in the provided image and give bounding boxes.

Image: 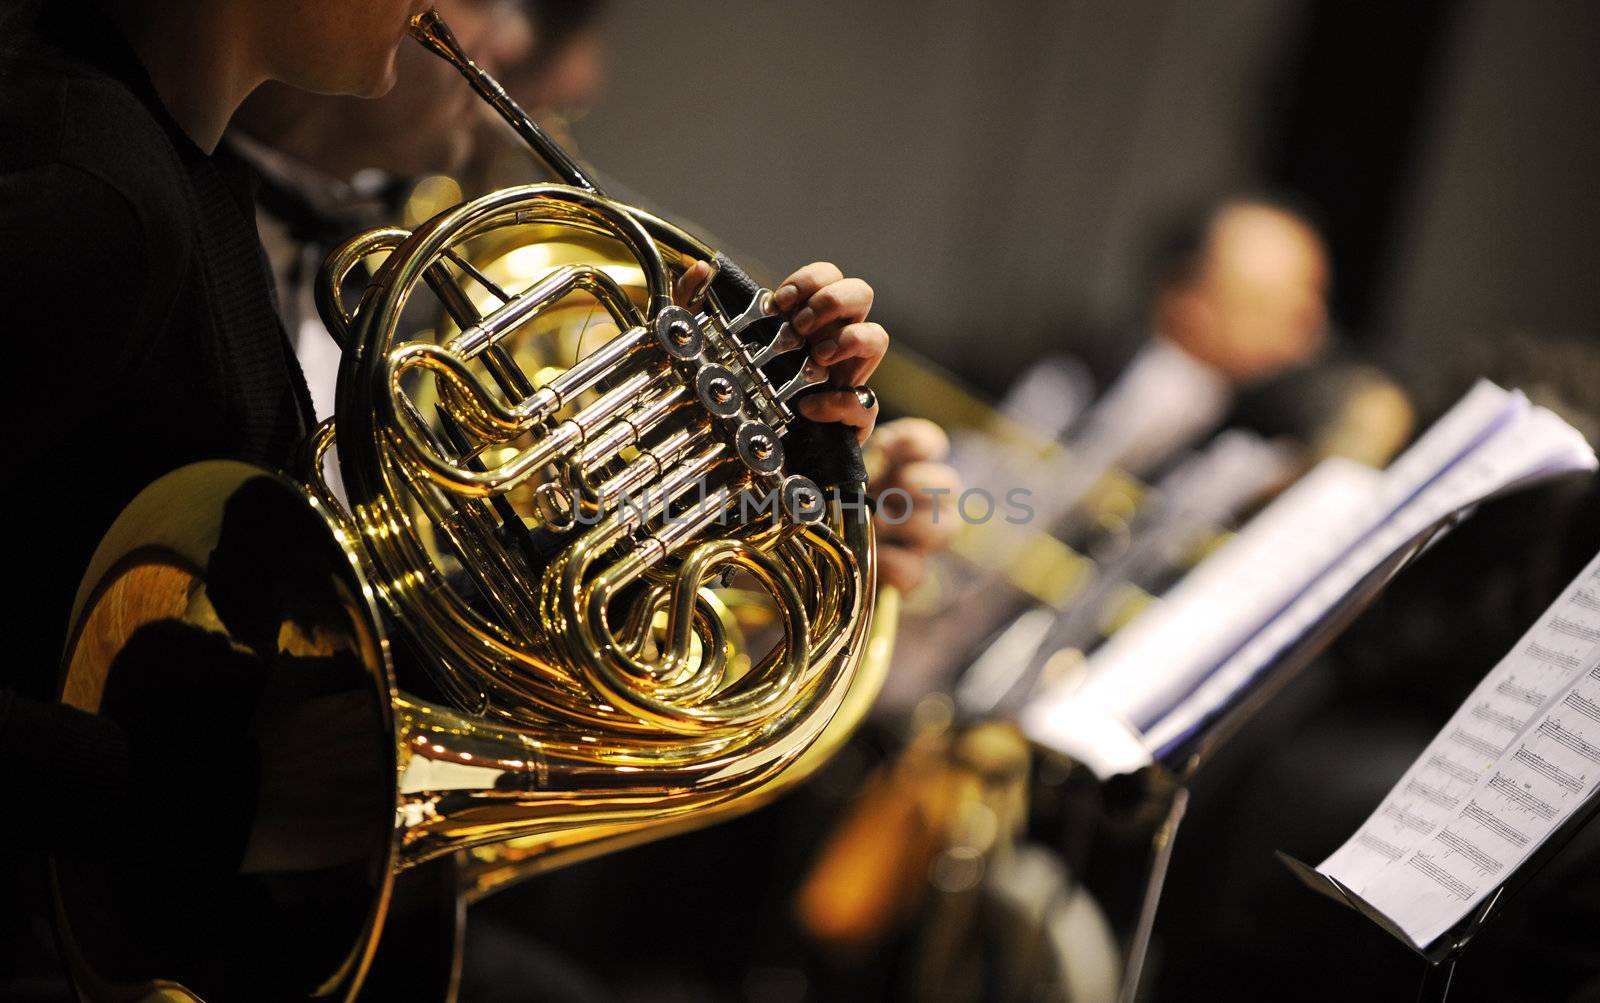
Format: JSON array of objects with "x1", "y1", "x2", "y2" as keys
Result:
[
  {"x1": 1144, "y1": 404, "x2": 1598, "y2": 755},
  {"x1": 1020, "y1": 380, "x2": 1593, "y2": 782},
  {"x1": 1034, "y1": 381, "x2": 1521, "y2": 740},
  {"x1": 1370, "y1": 380, "x2": 1524, "y2": 511},
  {"x1": 1317, "y1": 548, "x2": 1600, "y2": 949},
  {"x1": 1019, "y1": 459, "x2": 1382, "y2": 776},
  {"x1": 1075, "y1": 458, "x2": 1381, "y2": 730},
  {"x1": 973, "y1": 432, "x2": 1293, "y2": 721}
]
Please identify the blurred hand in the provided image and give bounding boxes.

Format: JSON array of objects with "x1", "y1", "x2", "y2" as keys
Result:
[
  {"x1": 677, "y1": 260, "x2": 887, "y2": 441},
  {"x1": 866, "y1": 418, "x2": 960, "y2": 593}
]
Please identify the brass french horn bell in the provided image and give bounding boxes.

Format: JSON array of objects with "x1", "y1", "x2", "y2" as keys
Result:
[{"x1": 50, "y1": 10, "x2": 887, "y2": 1001}]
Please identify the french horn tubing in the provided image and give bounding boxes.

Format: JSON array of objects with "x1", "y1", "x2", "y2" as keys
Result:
[{"x1": 50, "y1": 10, "x2": 889, "y2": 1001}]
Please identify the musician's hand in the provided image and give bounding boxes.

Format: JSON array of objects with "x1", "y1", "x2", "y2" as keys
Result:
[
  {"x1": 867, "y1": 418, "x2": 960, "y2": 593},
  {"x1": 674, "y1": 260, "x2": 887, "y2": 441},
  {"x1": 777, "y1": 262, "x2": 886, "y2": 442}
]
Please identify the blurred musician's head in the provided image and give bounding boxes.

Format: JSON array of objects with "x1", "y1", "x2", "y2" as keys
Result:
[
  {"x1": 508, "y1": 0, "x2": 610, "y2": 126},
  {"x1": 459, "y1": 0, "x2": 610, "y2": 189},
  {"x1": 233, "y1": 0, "x2": 534, "y2": 180},
  {"x1": 1150, "y1": 196, "x2": 1331, "y2": 384}
]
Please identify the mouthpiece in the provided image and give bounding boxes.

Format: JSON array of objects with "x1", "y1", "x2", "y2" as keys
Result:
[
  {"x1": 408, "y1": 7, "x2": 598, "y2": 192},
  {"x1": 408, "y1": 9, "x2": 461, "y2": 64}
]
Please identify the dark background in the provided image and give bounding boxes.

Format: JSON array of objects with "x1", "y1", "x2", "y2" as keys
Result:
[{"x1": 575, "y1": 0, "x2": 1600, "y2": 402}]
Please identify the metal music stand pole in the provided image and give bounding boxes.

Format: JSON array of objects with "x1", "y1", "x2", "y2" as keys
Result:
[
  {"x1": 1117, "y1": 784, "x2": 1188, "y2": 1003},
  {"x1": 1114, "y1": 515, "x2": 1462, "y2": 1002},
  {"x1": 1415, "y1": 955, "x2": 1458, "y2": 1003}
]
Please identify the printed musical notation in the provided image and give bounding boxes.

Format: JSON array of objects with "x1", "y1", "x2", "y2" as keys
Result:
[{"x1": 1319, "y1": 553, "x2": 1600, "y2": 948}]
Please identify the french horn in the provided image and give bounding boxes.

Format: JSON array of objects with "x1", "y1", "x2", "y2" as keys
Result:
[{"x1": 50, "y1": 10, "x2": 888, "y2": 1001}]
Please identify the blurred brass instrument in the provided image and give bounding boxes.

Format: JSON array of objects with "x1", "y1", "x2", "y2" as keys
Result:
[
  {"x1": 797, "y1": 358, "x2": 1408, "y2": 1001},
  {"x1": 51, "y1": 10, "x2": 886, "y2": 1002}
]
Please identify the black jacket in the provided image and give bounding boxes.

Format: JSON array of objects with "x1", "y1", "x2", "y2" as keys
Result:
[
  {"x1": 0, "y1": 2, "x2": 314, "y2": 935},
  {"x1": 0, "y1": 2, "x2": 313, "y2": 701}
]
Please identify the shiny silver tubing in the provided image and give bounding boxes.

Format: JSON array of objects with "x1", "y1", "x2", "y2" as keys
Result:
[
  {"x1": 384, "y1": 356, "x2": 662, "y2": 494},
  {"x1": 446, "y1": 263, "x2": 636, "y2": 362},
  {"x1": 577, "y1": 386, "x2": 690, "y2": 474},
  {"x1": 593, "y1": 425, "x2": 711, "y2": 503}
]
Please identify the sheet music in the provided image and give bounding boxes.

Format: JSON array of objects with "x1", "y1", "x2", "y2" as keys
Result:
[
  {"x1": 1318, "y1": 548, "x2": 1600, "y2": 949},
  {"x1": 1080, "y1": 458, "x2": 1381, "y2": 730},
  {"x1": 1019, "y1": 459, "x2": 1381, "y2": 775},
  {"x1": 1144, "y1": 403, "x2": 1598, "y2": 754},
  {"x1": 1369, "y1": 380, "x2": 1525, "y2": 511},
  {"x1": 1028, "y1": 382, "x2": 1526, "y2": 749},
  {"x1": 1020, "y1": 380, "x2": 1596, "y2": 781},
  {"x1": 967, "y1": 431, "x2": 1293, "y2": 721}
]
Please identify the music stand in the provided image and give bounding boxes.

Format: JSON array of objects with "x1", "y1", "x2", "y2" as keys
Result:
[
  {"x1": 1052, "y1": 512, "x2": 1468, "y2": 1003},
  {"x1": 1278, "y1": 768, "x2": 1600, "y2": 1003}
]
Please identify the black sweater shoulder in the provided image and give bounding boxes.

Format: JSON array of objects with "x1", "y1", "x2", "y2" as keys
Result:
[{"x1": 0, "y1": 43, "x2": 193, "y2": 389}]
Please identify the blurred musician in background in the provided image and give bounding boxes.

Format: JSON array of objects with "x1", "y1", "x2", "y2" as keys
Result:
[
  {"x1": 877, "y1": 194, "x2": 1414, "y2": 718},
  {"x1": 779, "y1": 192, "x2": 1426, "y2": 1002},
  {"x1": 1072, "y1": 194, "x2": 1412, "y2": 479},
  {"x1": 463, "y1": 0, "x2": 611, "y2": 193}
]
